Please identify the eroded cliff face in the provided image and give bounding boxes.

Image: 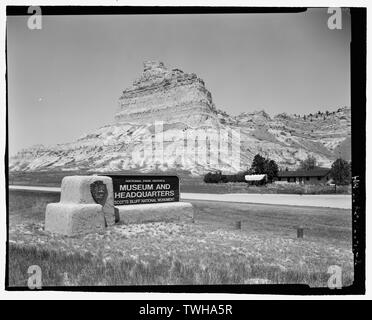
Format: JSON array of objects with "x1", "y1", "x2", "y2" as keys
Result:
[
  {"x1": 9, "y1": 62, "x2": 351, "y2": 175},
  {"x1": 114, "y1": 61, "x2": 218, "y2": 126}
]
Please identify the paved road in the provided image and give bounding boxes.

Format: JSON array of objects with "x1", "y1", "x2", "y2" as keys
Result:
[
  {"x1": 181, "y1": 193, "x2": 351, "y2": 209},
  {"x1": 9, "y1": 185, "x2": 61, "y2": 193},
  {"x1": 9, "y1": 185, "x2": 351, "y2": 209}
]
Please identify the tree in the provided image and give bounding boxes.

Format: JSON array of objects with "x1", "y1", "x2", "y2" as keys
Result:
[
  {"x1": 300, "y1": 155, "x2": 317, "y2": 171},
  {"x1": 251, "y1": 154, "x2": 266, "y2": 174},
  {"x1": 330, "y1": 158, "x2": 351, "y2": 186},
  {"x1": 250, "y1": 154, "x2": 278, "y2": 182},
  {"x1": 264, "y1": 159, "x2": 279, "y2": 182}
]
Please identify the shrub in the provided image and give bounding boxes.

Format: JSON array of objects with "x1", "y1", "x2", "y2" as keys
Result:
[
  {"x1": 204, "y1": 172, "x2": 223, "y2": 183},
  {"x1": 204, "y1": 171, "x2": 249, "y2": 184}
]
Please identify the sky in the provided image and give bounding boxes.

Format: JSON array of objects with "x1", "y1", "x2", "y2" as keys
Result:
[{"x1": 7, "y1": 8, "x2": 351, "y2": 154}]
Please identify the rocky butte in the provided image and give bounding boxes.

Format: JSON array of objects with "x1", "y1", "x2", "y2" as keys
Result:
[
  {"x1": 9, "y1": 61, "x2": 351, "y2": 174},
  {"x1": 115, "y1": 61, "x2": 218, "y2": 126}
]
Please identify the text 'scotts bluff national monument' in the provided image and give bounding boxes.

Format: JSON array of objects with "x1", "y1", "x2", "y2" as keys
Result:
[{"x1": 9, "y1": 61, "x2": 351, "y2": 175}]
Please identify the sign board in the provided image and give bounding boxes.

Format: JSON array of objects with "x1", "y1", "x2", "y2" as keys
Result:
[{"x1": 107, "y1": 175, "x2": 180, "y2": 206}]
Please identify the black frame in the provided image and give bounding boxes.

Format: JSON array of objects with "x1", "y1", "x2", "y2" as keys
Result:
[{"x1": 4, "y1": 6, "x2": 366, "y2": 295}]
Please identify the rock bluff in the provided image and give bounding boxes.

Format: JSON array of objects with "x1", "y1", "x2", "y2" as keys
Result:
[{"x1": 114, "y1": 61, "x2": 218, "y2": 126}]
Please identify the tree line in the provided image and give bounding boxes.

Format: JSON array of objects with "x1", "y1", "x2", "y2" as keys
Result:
[{"x1": 204, "y1": 153, "x2": 351, "y2": 186}]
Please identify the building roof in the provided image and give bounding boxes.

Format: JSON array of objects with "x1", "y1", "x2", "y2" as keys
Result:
[
  {"x1": 245, "y1": 174, "x2": 267, "y2": 181},
  {"x1": 278, "y1": 168, "x2": 330, "y2": 178}
]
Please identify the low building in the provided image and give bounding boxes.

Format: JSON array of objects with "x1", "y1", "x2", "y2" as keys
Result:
[
  {"x1": 276, "y1": 168, "x2": 331, "y2": 185},
  {"x1": 245, "y1": 174, "x2": 268, "y2": 185}
]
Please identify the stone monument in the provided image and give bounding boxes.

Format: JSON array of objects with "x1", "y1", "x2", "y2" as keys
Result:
[{"x1": 45, "y1": 175, "x2": 194, "y2": 236}]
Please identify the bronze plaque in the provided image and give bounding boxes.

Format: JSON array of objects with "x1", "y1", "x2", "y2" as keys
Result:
[{"x1": 90, "y1": 180, "x2": 108, "y2": 206}]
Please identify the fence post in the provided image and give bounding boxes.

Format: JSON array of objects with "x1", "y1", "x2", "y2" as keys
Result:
[
  {"x1": 297, "y1": 226, "x2": 304, "y2": 238},
  {"x1": 235, "y1": 220, "x2": 242, "y2": 230}
]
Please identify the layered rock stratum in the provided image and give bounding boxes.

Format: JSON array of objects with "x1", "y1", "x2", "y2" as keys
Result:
[
  {"x1": 10, "y1": 61, "x2": 351, "y2": 175},
  {"x1": 115, "y1": 61, "x2": 218, "y2": 126}
]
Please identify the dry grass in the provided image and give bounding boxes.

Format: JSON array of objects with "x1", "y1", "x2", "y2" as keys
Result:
[
  {"x1": 8, "y1": 190, "x2": 353, "y2": 288},
  {"x1": 8, "y1": 220, "x2": 353, "y2": 287}
]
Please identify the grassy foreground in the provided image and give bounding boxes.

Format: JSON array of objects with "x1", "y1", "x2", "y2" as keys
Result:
[
  {"x1": 8, "y1": 221, "x2": 353, "y2": 287},
  {"x1": 9, "y1": 237, "x2": 352, "y2": 287},
  {"x1": 8, "y1": 193, "x2": 353, "y2": 288}
]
